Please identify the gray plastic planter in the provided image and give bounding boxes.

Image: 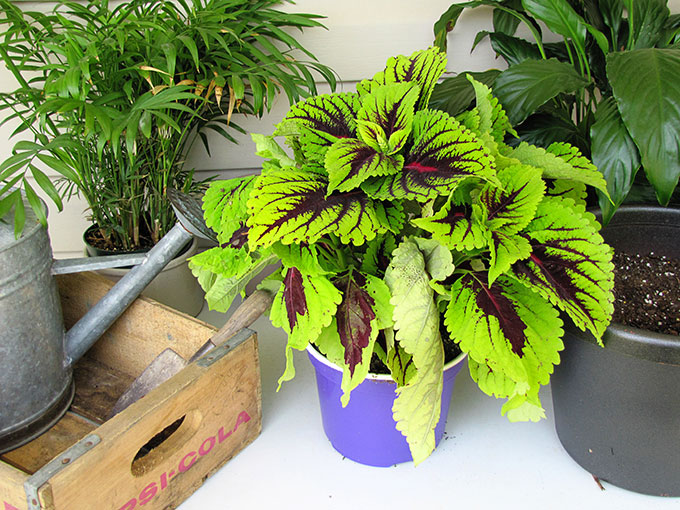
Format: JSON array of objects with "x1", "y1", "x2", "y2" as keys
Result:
[{"x1": 551, "y1": 206, "x2": 680, "y2": 497}]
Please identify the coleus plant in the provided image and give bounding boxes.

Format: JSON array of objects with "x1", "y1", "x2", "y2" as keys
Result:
[{"x1": 190, "y1": 48, "x2": 615, "y2": 464}]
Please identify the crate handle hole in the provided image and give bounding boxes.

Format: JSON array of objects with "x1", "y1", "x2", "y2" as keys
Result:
[{"x1": 131, "y1": 409, "x2": 202, "y2": 477}]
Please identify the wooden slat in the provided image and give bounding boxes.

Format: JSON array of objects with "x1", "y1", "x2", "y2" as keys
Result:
[
  {"x1": 0, "y1": 413, "x2": 95, "y2": 475},
  {"x1": 45, "y1": 334, "x2": 262, "y2": 510},
  {"x1": 56, "y1": 272, "x2": 216, "y2": 378},
  {"x1": 71, "y1": 357, "x2": 136, "y2": 424},
  {"x1": 0, "y1": 462, "x2": 29, "y2": 510}
]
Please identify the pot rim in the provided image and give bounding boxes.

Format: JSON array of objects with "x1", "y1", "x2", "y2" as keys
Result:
[
  {"x1": 84, "y1": 235, "x2": 199, "y2": 273},
  {"x1": 577, "y1": 204, "x2": 680, "y2": 364},
  {"x1": 305, "y1": 343, "x2": 467, "y2": 381}
]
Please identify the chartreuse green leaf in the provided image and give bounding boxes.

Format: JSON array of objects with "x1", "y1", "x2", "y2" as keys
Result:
[
  {"x1": 412, "y1": 198, "x2": 487, "y2": 252},
  {"x1": 280, "y1": 92, "x2": 361, "y2": 163},
  {"x1": 247, "y1": 170, "x2": 388, "y2": 247},
  {"x1": 503, "y1": 141, "x2": 609, "y2": 197},
  {"x1": 203, "y1": 177, "x2": 255, "y2": 245},
  {"x1": 309, "y1": 272, "x2": 393, "y2": 406},
  {"x1": 412, "y1": 237, "x2": 455, "y2": 282},
  {"x1": 357, "y1": 48, "x2": 447, "y2": 111},
  {"x1": 445, "y1": 273, "x2": 563, "y2": 421},
  {"x1": 251, "y1": 133, "x2": 296, "y2": 168},
  {"x1": 476, "y1": 164, "x2": 545, "y2": 284},
  {"x1": 324, "y1": 139, "x2": 403, "y2": 193},
  {"x1": 270, "y1": 263, "x2": 343, "y2": 389},
  {"x1": 430, "y1": 70, "x2": 501, "y2": 119},
  {"x1": 385, "y1": 239, "x2": 445, "y2": 465},
  {"x1": 356, "y1": 82, "x2": 419, "y2": 154},
  {"x1": 607, "y1": 48, "x2": 680, "y2": 206},
  {"x1": 470, "y1": 356, "x2": 545, "y2": 421},
  {"x1": 511, "y1": 196, "x2": 614, "y2": 340},
  {"x1": 467, "y1": 76, "x2": 516, "y2": 144},
  {"x1": 478, "y1": 165, "x2": 545, "y2": 234},
  {"x1": 362, "y1": 109, "x2": 495, "y2": 202},
  {"x1": 546, "y1": 179, "x2": 599, "y2": 231},
  {"x1": 272, "y1": 243, "x2": 327, "y2": 276},
  {"x1": 486, "y1": 231, "x2": 532, "y2": 286},
  {"x1": 189, "y1": 247, "x2": 276, "y2": 313}
]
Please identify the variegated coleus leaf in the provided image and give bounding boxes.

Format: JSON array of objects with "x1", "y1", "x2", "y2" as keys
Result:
[
  {"x1": 357, "y1": 47, "x2": 447, "y2": 111},
  {"x1": 546, "y1": 179, "x2": 600, "y2": 231},
  {"x1": 202, "y1": 177, "x2": 255, "y2": 246},
  {"x1": 189, "y1": 246, "x2": 277, "y2": 313},
  {"x1": 478, "y1": 165, "x2": 545, "y2": 234},
  {"x1": 477, "y1": 164, "x2": 546, "y2": 285},
  {"x1": 277, "y1": 92, "x2": 361, "y2": 164},
  {"x1": 467, "y1": 76, "x2": 517, "y2": 145},
  {"x1": 412, "y1": 198, "x2": 487, "y2": 252},
  {"x1": 335, "y1": 270, "x2": 377, "y2": 375},
  {"x1": 356, "y1": 82, "x2": 420, "y2": 154},
  {"x1": 510, "y1": 196, "x2": 615, "y2": 340},
  {"x1": 270, "y1": 263, "x2": 343, "y2": 388},
  {"x1": 246, "y1": 170, "x2": 392, "y2": 247},
  {"x1": 486, "y1": 231, "x2": 532, "y2": 287},
  {"x1": 325, "y1": 138, "x2": 404, "y2": 193},
  {"x1": 502, "y1": 141, "x2": 610, "y2": 198},
  {"x1": 386, "y1": 338, "x2": 417, "y2": 387},
  {"x1": 384, "y1": 239, "x2": 445, "y2": 465},
  {"x1": 313, "y1": 274, "x2": 393, "y2": 405},
  {"x1": 361, "y1": 109, "x2": 495, "y2": 202},
  {"x1": 444, "y1": 272, "x2": 564, "y2": 420},
  {"x1": 545, "y1": 178, "x2": 587, "y2": 204}
]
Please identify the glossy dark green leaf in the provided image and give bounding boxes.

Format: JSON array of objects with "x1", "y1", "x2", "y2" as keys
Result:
[
  {"x1": 521, "y1": 0, "x2": 587, "y2": 53},
  {"x1": 590, "y1": 97, "x2": 640, "y2": 225},
  {"x1": 607, "y1": 48, "x2": 680, "y2": 205},
  {"x1": 494, "y1": 58, "x2": 589, "y2": 125},
  {"x1": 632, "y1": 0, "x2": 669, "y2": 49},
  {"x1": 430, "y1": 70, "x2": 501, "y2": 118},
  {"x1": 488, "y1": 32, "x2": 543, "y2": 66}
]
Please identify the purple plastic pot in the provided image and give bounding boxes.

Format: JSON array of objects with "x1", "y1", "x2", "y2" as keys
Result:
[{"x1": 306, "y1": 345, "x2": 467, "y2": 467}]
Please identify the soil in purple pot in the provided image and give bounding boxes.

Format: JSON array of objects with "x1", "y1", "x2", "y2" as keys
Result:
[{"x1": 612, "y1": 251, "x2": 680, "y2": 335}]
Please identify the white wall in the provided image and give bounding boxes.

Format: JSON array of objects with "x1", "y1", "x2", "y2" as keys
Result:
[{"x1": 0, "y1": 1, "x2": 505, "y2": 257}]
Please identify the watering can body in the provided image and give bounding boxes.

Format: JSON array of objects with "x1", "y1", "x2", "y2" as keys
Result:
[
  {"x1": 0, "y1": 215, "x2": 73, "y2": 451},
  {"x1": 0, "y1": 197, "x2": 195, "y2": 453}
]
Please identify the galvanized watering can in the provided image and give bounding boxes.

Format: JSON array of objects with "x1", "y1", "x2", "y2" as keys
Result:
[{"x1": 0, "y1": 196, "x2": 200, "y2": 453}]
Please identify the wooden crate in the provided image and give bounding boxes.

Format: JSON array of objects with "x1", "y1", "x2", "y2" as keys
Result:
[{"x1": 0, "y1": 272, "x2": 262, "y2": 510}]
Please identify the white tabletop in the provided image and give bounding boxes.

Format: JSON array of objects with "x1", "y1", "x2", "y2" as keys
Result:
[{"x1": 178, "y1": 300, "x2": 678, "y2": 510}]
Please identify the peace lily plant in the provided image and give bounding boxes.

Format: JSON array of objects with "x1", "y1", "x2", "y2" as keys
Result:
[
  {"x1": 432, "y1": 0, "x2": 680, "y2": 225},
  {"x1": 191, "y1": 48, "x2": 615, "y2": 464}
]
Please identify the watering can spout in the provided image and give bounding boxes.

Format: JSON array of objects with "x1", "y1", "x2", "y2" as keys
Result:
[
  {"x1": 62, "y1": 189, "x2": 216, "y2": 367},
  {"x1": 62, "y1": 222, "x2": 193, "y2": 367}
]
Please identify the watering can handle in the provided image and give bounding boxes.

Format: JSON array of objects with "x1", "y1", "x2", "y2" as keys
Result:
[{"x1": 63, "y1": 222, "x2": 193, "y2": 367}]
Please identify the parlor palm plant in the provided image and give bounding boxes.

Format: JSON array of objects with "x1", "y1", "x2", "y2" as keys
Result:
[{"x1": 0, "y1": 0, "x2": 335, "y2": 248}]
